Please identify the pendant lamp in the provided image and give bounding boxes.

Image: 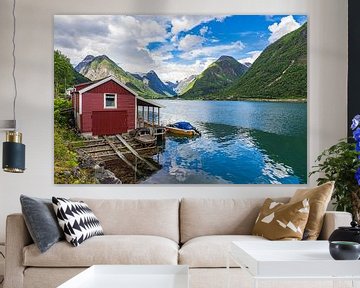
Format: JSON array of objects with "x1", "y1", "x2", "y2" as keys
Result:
[{"x1": 1, "y1": 0, "x2": 26, "y2": 173}]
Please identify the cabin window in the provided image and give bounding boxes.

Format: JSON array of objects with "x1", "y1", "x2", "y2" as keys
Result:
[{"x1": 104, "y1": 93, "x2": 117, "y2": 109}]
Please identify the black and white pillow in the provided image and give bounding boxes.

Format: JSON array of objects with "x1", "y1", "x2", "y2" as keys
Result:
[{"x1": 52, "y1": 197, "x2": 104, "y2": 247}]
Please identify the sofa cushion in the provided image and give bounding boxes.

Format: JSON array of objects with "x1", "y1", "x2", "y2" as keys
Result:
[
  {"x1": 52, "y1": 197, "x2": 104, "y2": 247},
  {"x1": 252, "y1": 198, "x2": 310, "y2": 240},
  {"x1": 23, "y1": 235, "x2": 178, "y2": 267},
  {"x1": 290, "y1": 181, "x2": 334, "y2": 240},
  {"x1": 180, "y1": 198, "x2": 289, "y2": 243},
  {"x1": 179, "y1": 235, "x2": 267, "y2": 268},
  {"x1": 72, "y1": 199, "x2": 179, "y2": 243},
  {"x1": 20, "y1": 195, "x2": 64, "y2": 253}
]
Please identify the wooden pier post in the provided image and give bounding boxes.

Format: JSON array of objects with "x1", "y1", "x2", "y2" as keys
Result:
[
  {"x1": 157, "y1": 107, "x2": 160, "y2": 126},
  {"x1": 152, "y1": 106, "x2": 155, "y2": 127},
  {"x1": 142, "y1": 106, "x2": 145, "y2": 127},
  {"x1": 147, "y1": 106, "x2": 150, "y2": 124}
]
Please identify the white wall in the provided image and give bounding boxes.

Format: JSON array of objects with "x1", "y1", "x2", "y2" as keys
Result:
[{"x1": 0, "y1": 0, "x2": 348, "y2": 242}]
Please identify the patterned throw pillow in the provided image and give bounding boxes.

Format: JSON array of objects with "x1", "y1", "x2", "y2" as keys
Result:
[
  {"x1": 52, "y1": 197, "x2": 104, "y2": 247},
  {"x1": 289, "y1": 181, "x2": 334, "y2": 240},
  {"x1": 252, "y1": 198, "x2": 310, "y2": 240}
]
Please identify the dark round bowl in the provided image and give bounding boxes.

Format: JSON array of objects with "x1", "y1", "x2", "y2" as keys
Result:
[{"x1": 329, "y1": 241, "x2": 360, "y2": 260}]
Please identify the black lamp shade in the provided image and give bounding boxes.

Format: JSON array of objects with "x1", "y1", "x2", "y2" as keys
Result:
[{"x1": 2, "y1": 141, "x2": 25, "y2": 173}]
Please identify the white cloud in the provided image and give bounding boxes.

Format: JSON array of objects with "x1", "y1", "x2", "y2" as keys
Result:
[
  {"x1": 149, "y1": 44, "x2": 174, "y2": 62},
  {"x1": 265, "y1": 15, "x2": 275, "y2": 22},
  {"x1": 180, "y1": 41, "x2": 245, "y2": 60},
  {"x1": 54, "y1": 15, "x2": 235, "y2": 83},
  {"x1": 178, "y1": 35, "x2": 204, "y2": 51},
  {"x1": 199, "y1": 26, "x2": 208, "y2": 36},
  {"x1": 171, "y1": 16, "x2": 212, "y2": 35},
  {"x1": 54, "y1": 15, "x2": 169, "y2": 69},
  {"x1": 170, "y1": 16, "x2": 227, "y2": 35},
  {"x1": 54, "y1": 15, "x2": 111, "y2": 52},
  {"x1": 239, "y1": 50, "x2": 262, "y2": 65},
  {"x1": 170, "y1": 35, "x2": 177, "y2": 43},
  {"x1": 268, "y1": 15, "x2": 301, "y2": 43},
  {"x1": 155, "y1": 58, "x2": 216, "y2": 83},
  {"x1": 108, "y1": 15, "x2": 169, "y2": 46}
]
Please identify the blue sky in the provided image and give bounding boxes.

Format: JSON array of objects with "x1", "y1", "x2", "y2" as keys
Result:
[{"x1": 54, "y1": 15, "x2": 307, "y2": 83}]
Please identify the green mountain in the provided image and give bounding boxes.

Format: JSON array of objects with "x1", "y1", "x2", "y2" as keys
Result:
[
  {"x1": 181, "y1": 55, "x2": 248, "y2": 99},
  {"x1": 131, "y1": 70, "x2": 176, "y2": 96},
  {"x1": 226, "y1": 22, "x2": 307, "y2": 100},
  {"x1": 54, "y1": 50, "x2": 90, "y2": 97},
  {"x1": 74, "y1": 70, "x2": 90, "y2": 84},
  {"x1": 174, "y1": 75, "x2": 197, "y2": 95},
  {"x1": 78, "y1": 55, "x2": 164, "y2": 99}
]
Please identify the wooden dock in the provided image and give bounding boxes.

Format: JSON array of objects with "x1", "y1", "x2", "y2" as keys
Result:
[
  {"x1": 116, "y1": 135, "x2": 158, "y2": 171},
  {"x1": 71, "y1": 134, "x2": 161, "y2": 176}
]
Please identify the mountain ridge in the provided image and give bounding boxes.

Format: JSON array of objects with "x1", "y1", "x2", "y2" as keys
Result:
[
  {"x1": 226, "y1": 22, "x2": 307, "y2": 100},
  {"x1": 71, "y1": 22, "x2": 307, "y2": 102},
  {"x1": 180, "y1": 55, "x2": 248, "y2": 99},
  {"x1": 132, "y1": 70, "x2": 176, "y2": 96},
  {"x1": 75, "y1": 55, "x2": 95, "y2": 73},
  {"x1": 174, "y1": 75, "x2": 197, "y2": 95},
  {"x1": 76, "y1": 55, "x2": 164, "y2": 99}
]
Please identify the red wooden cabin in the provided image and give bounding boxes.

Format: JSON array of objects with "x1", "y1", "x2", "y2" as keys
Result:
[{"x1": 71, "y1": 76, "x2": 163, "y2": 136}]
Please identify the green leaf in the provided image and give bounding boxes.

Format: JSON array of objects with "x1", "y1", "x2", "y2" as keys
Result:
[{"x1": 309, "y1": 139, "x2": 360, "y2": 215}]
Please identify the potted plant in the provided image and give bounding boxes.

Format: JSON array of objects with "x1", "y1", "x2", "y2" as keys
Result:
[{"x1": 310, "y1": 115, "x2": 360, "y2": 222}]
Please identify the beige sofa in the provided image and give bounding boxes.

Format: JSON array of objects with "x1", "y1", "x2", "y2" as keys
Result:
[{"x1": 4, "y1": 198, "x2": 352, "y2": 288}]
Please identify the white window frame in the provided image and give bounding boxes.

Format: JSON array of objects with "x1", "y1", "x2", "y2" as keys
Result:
[{"x1": 104, "y1": 93, "x2": 117, "y2": 109}]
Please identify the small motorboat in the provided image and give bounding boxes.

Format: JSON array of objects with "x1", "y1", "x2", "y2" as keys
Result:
[
  {"x1": 166, "y1": 121, "x2": 201, "y2": 137},
  {"x1": 133, "y1": 128, "x2": 156, "y2": 145}
]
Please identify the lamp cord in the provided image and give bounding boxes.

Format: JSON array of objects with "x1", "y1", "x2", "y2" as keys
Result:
[
  {"x1": 11, "y1": 0, "x2": 17, "y2": 129},
  {"x1": 0, "y1": 251, "x2": 4, "y2": 284}
]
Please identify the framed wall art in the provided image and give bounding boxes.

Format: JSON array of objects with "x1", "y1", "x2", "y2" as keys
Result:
[{"x1": 53, "y1": 14, "x2": 307, "y2": 184}]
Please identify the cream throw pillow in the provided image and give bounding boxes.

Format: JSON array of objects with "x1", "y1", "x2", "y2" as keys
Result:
[
  {"x1": 252, "y1": 198, "x2": 310, "y2": 240},
  {"x1": 289, "y1": 181, "x2": 334, "y2": 240}
]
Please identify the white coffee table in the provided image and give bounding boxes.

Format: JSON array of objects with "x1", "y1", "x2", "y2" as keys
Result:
[
  {"x1": 228, "y1": 241, "x2": 360, "y2": 288},
  {"x1": 58, "y1": 265, "x2": 189, "y2": 288}
]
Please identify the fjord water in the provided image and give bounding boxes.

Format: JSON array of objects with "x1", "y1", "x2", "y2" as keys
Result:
[{"x1": 142, "y1": 100, "x2": 307, "y2": 184}]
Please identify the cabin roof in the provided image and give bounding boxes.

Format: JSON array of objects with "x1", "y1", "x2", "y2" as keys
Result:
[
  {"x1": 77, "y1": 75, "x2": 164, "y2": 108},
  {"x1": 73, "y1": 78, "x2": 104, "y2": 90},
  {"x1": 137, "y1": 96, "x2": 164, "y2": 108}
]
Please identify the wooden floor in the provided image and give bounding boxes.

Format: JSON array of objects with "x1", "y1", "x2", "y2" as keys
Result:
[
  {"x1": 70, "y1": 134, "x2": 163, "y2": 183},
  {"x1": 71, "y1": 134, "x2": 159, "y2": 163}
]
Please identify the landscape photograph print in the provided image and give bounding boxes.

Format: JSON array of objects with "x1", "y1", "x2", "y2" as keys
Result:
[{"x1": 53, "y1": 14, "x2": 307, "y2": 185}]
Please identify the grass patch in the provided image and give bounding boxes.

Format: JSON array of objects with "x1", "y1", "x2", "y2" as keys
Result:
[{"x1": 54, "y1": 97, "x2": 97, "y2": 184}]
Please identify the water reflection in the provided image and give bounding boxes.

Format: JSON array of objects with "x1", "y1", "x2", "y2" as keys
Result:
[{"x1": 142, "y1": 100, "x2": 307, "y2": 184}]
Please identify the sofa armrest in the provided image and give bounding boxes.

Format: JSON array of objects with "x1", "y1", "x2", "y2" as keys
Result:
[
  {"x1": 4, "y1": 214, "x2": 33, "y2": 288},
  {"x1": 318, "y1": 211, "x2": 352, "y2": 240}
]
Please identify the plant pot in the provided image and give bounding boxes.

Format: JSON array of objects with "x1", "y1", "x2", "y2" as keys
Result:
[
  {"x1": 329, "y1": 221, "x2": 360, "y2": 244},
  {"x1": 329, "y1": 241, "x2": 360, "y2": 260}
]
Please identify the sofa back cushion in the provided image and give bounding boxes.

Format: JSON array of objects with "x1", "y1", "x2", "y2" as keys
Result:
[
  {"x1": 72, "y1": 198, "x2": 180, "y2": 243},
  {"x1": 180, "y1": 198, "x2": 289, "y2": 243}
]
